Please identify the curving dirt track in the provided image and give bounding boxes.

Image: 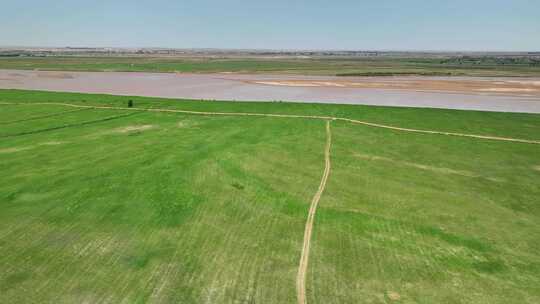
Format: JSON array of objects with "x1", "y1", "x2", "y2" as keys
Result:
[
  {"x1": 296, "y1": 120, "x2": 332, "y2": 304},
  {"x1": 2, "y1": 102, "x2": 539, "y2": 144}
]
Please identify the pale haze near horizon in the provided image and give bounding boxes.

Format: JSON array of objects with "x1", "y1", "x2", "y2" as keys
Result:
[{"x1": 1, "y1": 0, "x2": 539, "y2": 51}]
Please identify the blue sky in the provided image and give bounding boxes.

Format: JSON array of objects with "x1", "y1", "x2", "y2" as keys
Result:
[{"x1": 1, "y1": 0, "x2": 539, "y2": 51}]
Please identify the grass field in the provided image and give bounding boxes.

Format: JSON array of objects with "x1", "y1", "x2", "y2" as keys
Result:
[
  {"x1": 1, "y1": 90, "x2": 540, "y2": 303},
  {"x1": 1, "y1": 56, "x2": 540, "y2": 77}
]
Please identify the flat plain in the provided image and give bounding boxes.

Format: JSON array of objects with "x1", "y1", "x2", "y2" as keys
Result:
[
  {"x1": 1, "y1": 90, "x2": 540, "y2": 303},
  {"x1": 1, "y1": 56, "x2": 539, "y2": 76},
  {"x1": 2, "y1": 70, "x2": 540, "y2": 113}
]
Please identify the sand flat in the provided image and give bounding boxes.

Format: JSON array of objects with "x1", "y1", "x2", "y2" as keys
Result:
[{"x1": 1, "y1": 70, "x2": 540, "y2": 113}]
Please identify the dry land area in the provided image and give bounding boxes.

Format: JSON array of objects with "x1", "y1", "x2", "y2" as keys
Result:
[{"x1": 1, "y1": 90, "x2": 540, "y2": 303}]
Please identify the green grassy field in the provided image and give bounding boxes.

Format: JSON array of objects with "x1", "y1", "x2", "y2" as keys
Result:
[
  {"x1": 1, "y1": 90, "x2": 540, "y2": 303},
  {"x1": 1, "y1": 56, "x2": 539, "y2": 77}
]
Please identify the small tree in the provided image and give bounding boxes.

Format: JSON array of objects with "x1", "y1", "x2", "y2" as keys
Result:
[{"x1": 128, "y1": 100, "x2": 133, "y2": 108}]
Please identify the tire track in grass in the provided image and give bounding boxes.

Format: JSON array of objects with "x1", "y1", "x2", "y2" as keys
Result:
[
  {"x1": 297, "y1": 120, "x2": 332, "y2": 304},
  {"x1": 0, "y1": 108, "x2": 91, "y2": 125},
  {"x1": 2, "y1": 101, "x2": 539, "y2": 144},
  {"x1": 0, "y1": 111, "x2": 141, "y2": 138}
]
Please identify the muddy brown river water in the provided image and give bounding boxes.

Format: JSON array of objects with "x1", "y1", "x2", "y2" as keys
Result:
[{"x1": 1, "y1": 70, "x2": 540, "y2": 113}]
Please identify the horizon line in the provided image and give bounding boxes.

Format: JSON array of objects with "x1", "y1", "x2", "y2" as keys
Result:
[{"x1": 1, "y1": 45, "x2": 540, "y2": 54}]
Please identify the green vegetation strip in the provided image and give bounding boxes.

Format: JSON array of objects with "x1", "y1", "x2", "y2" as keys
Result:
[
  {"x1": 0, "y1": 108, "x2": 91, "y2": 125},
  {"x1": 0, "y1": 111, "x2": 140, "y2": 138},
  {"x1": 1, "y1": 56, "x2": 539, "y2": 76},
  {"x1": 2, "y1": 101, "x2": 539, "y2": 144}
]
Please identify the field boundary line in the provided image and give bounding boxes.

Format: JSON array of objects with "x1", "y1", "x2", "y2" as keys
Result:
[
  {"x1": 297, "y1": 120, "x2": 332, "y2": 304},
  {"x1": 2, "y1": 102, "x2": 540, "y2": 144}
]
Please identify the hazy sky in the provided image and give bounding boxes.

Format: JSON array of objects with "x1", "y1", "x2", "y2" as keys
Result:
[{"x1": 1, "y1": 0, "x2": 539, "y2": 51}]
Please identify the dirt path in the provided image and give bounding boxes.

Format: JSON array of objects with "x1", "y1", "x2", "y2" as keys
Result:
[
  {"x1": 296, "y1": 120, "x2": 332, "y2": 304},
  {"x1": 337, "y1": 118, "x2": 540, "y2": 144},
  {"x1": 2, "y1": 102, "x2": 540, "y2": 144}
]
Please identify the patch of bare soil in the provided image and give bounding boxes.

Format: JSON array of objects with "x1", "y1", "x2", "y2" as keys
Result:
[
  {"x1": 113, "y1": 125, "x2": 154, "y2": 133},
  {"x1": 39, "y1": 141, "x2": 66, "y2": 146},
  {"x1": 0, "y1": 141, "x2": 67, "y2": 154},
  {"x1": 0, "y1": 146, "x2": 32, "y2": 154},
  {"x1": 84, "y1": 125, "x2": 155, "y2": 139},
  {"x1": 387, "y1": 291, "x2": 401, "y2": 301},
  {"x1": 17, "y1": 192, "x2": 54, "y2": 202},
  {"x1": 177, "y1": 120, "x2": 200, "y2": 129}
]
